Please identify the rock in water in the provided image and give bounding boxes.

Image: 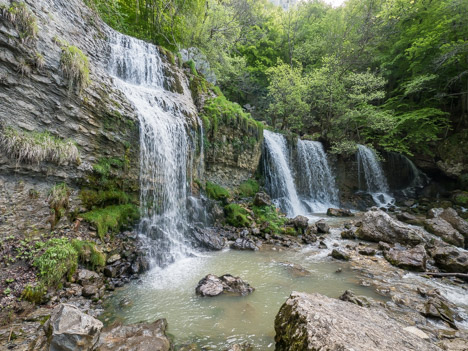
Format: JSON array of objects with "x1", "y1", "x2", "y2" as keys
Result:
[
  {"x1": 327, "y1": 208, "x2": 353, "y2": 217},
  {"x1": 288, "y1": 215, "x2": 309, "y2": 230},
  {"x1": 46, "y1": 304, "x2": 103, "y2": 351},
  {"x1": 195, "y1": 274, "x2": 255, "y2": 297},
  {"x1": 192, "y1": 227, "x2": 226, "y2": 250},
  {"x1": 98, "y1": 319, "x2": 171, "y2": 351},
  {"x1": 356, "y1": 209, "x2": 427, "y2": 246},
  {"x1": 230, "y1": 238, "x2": 258, "y2": 251},
  {"x1": 331, "y1": 249, "x2": 350, "y2": 261},
  {"x1": 315, "y1": 219, "x2": 330, "y2": 234},
  {"x1": 275, "y1": 292, "x2": 441, "y2": 351},
  {"x1": 383, "y1": 244, "x2": 427, "y2": 271}
]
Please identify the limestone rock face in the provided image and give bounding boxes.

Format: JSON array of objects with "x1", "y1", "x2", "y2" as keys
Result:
[
  {"x1": 356, "y1": 209, "x2": 427, "y2": 246},
  {"x1": 46, "y1": 304, "x2": 103, "y2": 351},
  {"x1": 98, "y1": 319, "x2": 171, "y2": 351},
  {"x1": 195, "y1": 274, "x2": 254, "y2": 297},
  {"x1": 274, "y1": 292, "x2": 442, "y2": 351}
]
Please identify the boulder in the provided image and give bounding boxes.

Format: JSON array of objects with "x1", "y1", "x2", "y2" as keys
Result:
[
  {"x1": 383, "y1": 244, "x2": 427, "y2": 271},
  {"x1": 253, "y1": 192, "x2": 271, "y2": 207},
  {"x1": 326, "y1": 208, "x2": 353, "y2": 217},
  {"x1": 288, "y1": 215, "x2": 309, "y2": 230},
  {"x1": 356, "y1": 209, "x2": 427, "y2": 246},
  {"x1": 195, "y1": 274, "x2": 254, "y2": 297},
  {"x1": 45, "y1": 304, "x2": 103, "y2": 351},
  {"x1": 341, "y1": 229, "x2": 356, "y2": 239},
  {"x1": 429, "y1": 208, "x2": 468, "y2": 245},
  {"x1": 339, "y1": 290, "x2": 374, "y2": 307},
  {"x1": 396, "y1": 212, "x2": 423, "y2": 225},
  {"x1": 358, "y1": 247, "x2": 376, "y2": 256},
  {"x1": 76, "y1": 269, "x2": 101, "y2": 286},
  {"x1": 424, "y1": 217, "x2": 464, "y2": 248},
  {"x1": 98, "y1": 319, "x2": 170, "y2": 351},
  {"x1": 331, "y1": 249, "x2": 350, "y2": 261},
  {"x1": 230, "y1": 238, "x2": 258, "y2": 251},
  {"x1": 275, "y1": 292, "x2": 441, "y2": 351},
  {"x1": 429, "y1": 244, "x2": 468, "y2": 273},
  {"x1": 192, "y1": 227, "x2": 226, "y2": 250},
  {"x1": 315, "y1": 219, "x2": 330, "y2": 234}
]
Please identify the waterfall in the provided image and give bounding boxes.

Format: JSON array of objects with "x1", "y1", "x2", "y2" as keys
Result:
[
  {"x1": 296, "y1": 140, "x2": 339, "y2": 212},
  {"x1": 384, "y1": 152, "x2": 429, "y2": 196},
  {"x1": 263, "y1": 130, "x2": 305, "y2": 217},
  {"x1": 356, "y1": 145, "x2": 394, "y2": 207},
  {"x1": 108, "y1": 32, "x2": 199, "y2": 266}
]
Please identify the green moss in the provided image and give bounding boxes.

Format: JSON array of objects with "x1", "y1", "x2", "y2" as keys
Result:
[
  {"x1": 60, "y1": 43, "x2": 90, "y2": 92},
  {"x1": 21, "y1": 284, "x2": 46, "y2": 304},
  {"x1": 93, "y1": 157, "x2": 125, "y2": 177},
  {"x1": 187, "y1": 59, "x2": 198, "y2": 76},
  {"x1": 80, "y1": 189, "x2": 129, "y2": 209},
  {"x1": 224, "y1": 204, "x2": 252, "y2": 227},
  {"x1": 453, "y1": 192, "x2": 468, "y2": 206},
  {"x1": 34, "y1": 238, "x2": 78, "y2": 288},
  {"x1": 82, "y1": 204, "x2": 139, "y2": 239},
  {"x1": 71, "y1": 239, "x2": 106, "y2": 269},
  {"x1": 206, "y1": 181, "x2": 230, "y2": 201},
  {"x1": 252, "y1": 205, "x2": 286, "y2": 234},
  {"x1": 238, "y1": 179, "x2": 259, "y2": 198}
]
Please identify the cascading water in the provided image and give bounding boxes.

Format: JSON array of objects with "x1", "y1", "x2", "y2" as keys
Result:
[
  {"x1": 356, "y1": 145, "x2": 394, "y2": 207},
  {"x1": 263, "y1": 130, "x2": 305, "y2": 217},
  {"x1": 296, "y1": 139, "x2": 339, "y2": 212},
  {"x1": 107, "y1": 32, "x2": 199, "y2": 266}
]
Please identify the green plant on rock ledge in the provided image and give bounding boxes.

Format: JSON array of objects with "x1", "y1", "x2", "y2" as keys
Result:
[
  {"x1": 205, "y1": 181, "x2": 230, "y2": 202},
  {"x1": 224, "y1": 204, "x2": 252, "y2": 228},
  {"x1": 238, "y1": 179, "x2": 259, "y2": 198},
  {"x1": 71, "y1": 239, "x2": 106, "y2": 269},
  {"x1": 82, "y1": 204, "x2": 139, "y2": 239},
  {"x1": 0, "y1": 126, "x2": 81, "y2": 166},
  {"x1": 252, "y1": 205, "x2": 286, "y2": 234},
  {"x1": 60, "y1": 42, "x2": 90, "y2": 92},
  {"x1": 21, "y1": 284, "x2": 46, "y2": 304},
  {"x1": 1, "y1": 2, "x2": 38, "y2": 42}
]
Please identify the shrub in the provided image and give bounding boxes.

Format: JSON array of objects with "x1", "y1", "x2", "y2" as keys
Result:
[
  {"x1": 0, "y1": 127, "x2": 80, "y2": 165},
  {"x1": 82, "y1": 204, "x2": 139, "y2": 239},
  {"x1": 238, "y1": 179, "x2": 259, "y2": 198},
  {"x1": 60, "y1": 43, "x2": 90, "y2": 92},
  {"x1": 2, "y1": 2, "x2": 38, "y2": 42},
  {"x1": 34, "y1": 238, "x2": 78, "y2": 288},
  {"x1": 206, "y1": 181, "x2": 230, "y2": 201},
  {"x1": 34, "y1": 51, "x2": 45, "y2": 70},
  {"x1": 71, "y1": 239, "x2": 106, "y2": 269},
  {"x1": 224, "y1": 204, "x2": 252, "y2": 227},
  {"x1": 252, "y1": 205, "x2": 286, "y2": 234}
]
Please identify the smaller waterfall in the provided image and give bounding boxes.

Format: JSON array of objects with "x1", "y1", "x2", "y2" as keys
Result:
[
  {"x1": 263, "y1": 131, "x2": 305, "y2": 217},
  {"x1": 357, "y1": 145, "x2": 394, "y2": 207},
  {"x1": 296, "y1": 140, "x2": 339, "y2": 212},
  {"x1": 385, "y1": 152, "x2": 429, "y2": 196}
]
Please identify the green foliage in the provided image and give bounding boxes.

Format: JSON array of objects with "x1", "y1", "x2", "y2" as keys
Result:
[
  {"x1": 60, "y1": 43, "x2": 90, "y2": 92},
  {"x1": 93, "y1": 157, "x2": 125, "y2": 177},
  {"x1": 71, "y1": 239, "x2": 106, "y2": 269},
  {"x1": 21, "y1": 284, "x2": 46, "y2": 304},
  {"x1": 80, "y1": 189, "x2": 129, "y2": 210},
  {"x1": 34, "y1": 238, "x2": 78, "y2": 288},
  {"x1": 81, "y1": 204, "x2": 139, "y2": 239},
  {"x1": 205, "y1": 181, "x2": 230, "y2": 201},
  {"x1": 224, "y1": 204, "x2": 252, "y2": 228},
  {"x1": 0, "y1": 127, "x2": 80, "y2": 165},
  {"x1": 187, "y1": 60, "x2": 198, "y2": 76},
  {"x1": 252, "y1": 205, "x2": 286, "y2": 234},
  {"x1": 238, "y1": 179, "x2": 259, "y2": 198},
  {"x1": 2, "y1": 1, "x2": 38, "y2": 42}
]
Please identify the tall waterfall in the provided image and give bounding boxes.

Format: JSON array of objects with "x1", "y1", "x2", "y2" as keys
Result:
[
  {"x1": 296, "y1": 140, "x2": 339, "y2": 212},
  {"x1": 263, "y1": 131, "x2": 305, "y2": 217},
  {"x1": 356, "y1": 145, "x2": 394, "y2": 207},
  {"x1": 108, "y1": 32, "x2": 199, "y2": 266},
  {"x1": 263, "y1": 131, "x2": 339, "y2": 216}
]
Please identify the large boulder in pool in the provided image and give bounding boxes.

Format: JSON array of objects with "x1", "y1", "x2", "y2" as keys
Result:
[
  {"x1": 356, "y1": 209, "x2": 427, "y2": 246},
  {"x1": 98, "y1": 319, "x2": 171, "y2": 351},
  {"x1": 195, "y1": 274, "x2": 254, "y2": 297},
  {"x1": 274, "y1": 292, "x2": 441, "y2": 351}
]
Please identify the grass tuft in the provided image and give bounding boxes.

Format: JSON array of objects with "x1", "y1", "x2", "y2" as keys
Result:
[
  {"x1": 82, "y1": 204, "x2": 139, "y2": 239},
  {"x1": 205, "y1": 181, "x2": 230, "y2": 202},
  {"x1": 238, "y1": 179, "x2": 259, "y2": 198},
  {"x1": 2, "y1": 2, "x2": 38, "y2": 42},
  {"x1": 0, "y1": 127, "x2": 80, "y2": 165},
  {"x1": 60, "y1": 43, "x2": 90, "y2": 92},
  {"x1": 71, "y1": 239, "x2": 106, "y2": 269}
]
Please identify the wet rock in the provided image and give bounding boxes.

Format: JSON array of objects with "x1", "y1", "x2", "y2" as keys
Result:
[
  {"x1": 195, "y1": 274, "x2": 254, "y2": 297},
  {"x1": 358, "y1": 247, "x2": 376, "y2": 256},
  {"x1": 107, "y1": 254, "x2": 121, "y2": 264},
  {"x1": 253, "y1": 192, "x2": 271, "y2": 207},
  {"x1": 230, "y1": 238, "x2": 258, "y2": 251},
  {"x1": 383, "y1": 244, "x2": 427, "y2": 271},
  {"x1": 318, "y1": 241, "x2": 327, "y2": 249},
  {"x1": 339, "y1": 290, "x2": 374, "y2": 307},
  {"x1": 192, "y1": 227, "x2": 226, "y2": 250},
  {"x1": 315, "y1": 219, "x2": 330, "y2": 234},
  {"x1": 430, "y1": 208, "x2": 468, "y2": 243},
  {"x1": 98, "y1": 319, "x2": 170, "y2": 351},
  {"x1": 302, "y1": 233, "x2": 317, "y2": 244},
  {"x1": 274, "y1": 292, "x2": 441, "y2": 351},
  {"x1": 423, "y1": 295, "x2": 458, "y2": 329},
  {"x1": 104, "y1": 266, "x2": 118, "y2": 278},
  {"x1": 396, "y1": 212, "x2": 423, "y2": 225},
  {"x1": 429, "y1": 244, "x2": 468, "y2": 273},
  {"x1": 424, "y1": 218, "x2": 464, "y2": 248},
  {"x1": 77, "y1": 269, "x2": 101, "y2": 286},
  {"x1": 327, "y1": 208, "x2": 353, "y2": 217},
  {"x1": 288, "y1": 215, "x2": 309, "y2": 230},
  {"x1": 43, "y1": 304, "x2": 103, "y2": 351},
  {"x1": 279, "y1": 262, "x2": 311, "y2": 277},
  {"x1": 341, "y1": 229, "x2": 356, "y2": 239},
  {"x1": 331, "y1": 249, "x2": 350, "y2": 261},
  {"x1": 356, "y1": 209, "x2": 427, "y2": 246},
  {"x1": 82, "y1": 285, "x2": 99, "y2": 298}
]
